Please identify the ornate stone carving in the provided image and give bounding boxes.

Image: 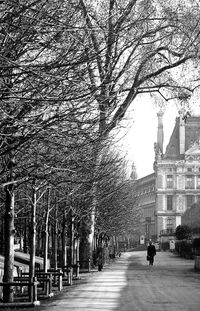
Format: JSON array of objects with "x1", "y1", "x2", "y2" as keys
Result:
[{"x1": 177, "y1": 196, "x2": 184, "y2": 211}]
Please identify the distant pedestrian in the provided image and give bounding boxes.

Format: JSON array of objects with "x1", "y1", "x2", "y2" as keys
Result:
[
  {"x1": 97, "y1": 256, "x2": 103, "y2": 271},
  {"x1": 97, "y1": 250, "x2": 103, "y2": 271},
  {"x1": 147, "y1": 241, "x2": 156, "y2": 267}
]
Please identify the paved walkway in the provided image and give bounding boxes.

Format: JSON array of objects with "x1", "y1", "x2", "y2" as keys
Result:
[{"x1": 29, "y1": 251, "x2": 200, "y2": 311}]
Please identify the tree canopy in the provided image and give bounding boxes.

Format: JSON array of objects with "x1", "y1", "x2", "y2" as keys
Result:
[
  {"x1": 1, "y1": 1, "x2": 200, "y2": 302},
  {"x1": 175, "y1": 225, "x2": 191, "y2": 240}
]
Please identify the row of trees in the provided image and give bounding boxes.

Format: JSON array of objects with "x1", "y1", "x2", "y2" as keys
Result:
[{"x1": 1, "y1": 0, "x2": 200, "y2": 302}]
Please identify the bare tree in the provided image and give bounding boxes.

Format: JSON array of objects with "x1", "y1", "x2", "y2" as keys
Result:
[
  {"x1": 1, "y1": 0, "x2": 200, "y2": 301},
  {"x1": 96, "y1": 149, "x2": 140, "y2": 238},
  {"x1": 0, "y1": 0, "x2": 97, "y2": 301},
  {"x1": 76, "y1": 0, "x2": 200, "y2": 258}
]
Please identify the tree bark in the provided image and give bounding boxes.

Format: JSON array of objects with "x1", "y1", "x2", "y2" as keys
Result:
[
  {"x1": 3, "y1": 183, "x2": 15, "y2": 302},
  {"x1": 62, "y1": 207, "x2": 67, "y2": 268},
  {"x1": 88, "y1": 149, "x2": 103, "y2": 265},
  {"x1": 69, "y1": 208, "x2": 75, "y2": 267},
  {"x1": 43, "y1": 188, "x2": 51, "y2": 272},
  {"x1": 3, "y1": 151, "x2": 16, "y2": 302},
  {"x1": 52, "y1": 201, "x2": 58, "y2": 269},
  {"x1": 29, "y1": 183, "x2": 37, "y2": 280}
]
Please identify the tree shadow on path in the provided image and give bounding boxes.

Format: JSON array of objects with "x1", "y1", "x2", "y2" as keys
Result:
[{"x1": 114, "y1": 251, "x2": 200, "y2": 311}]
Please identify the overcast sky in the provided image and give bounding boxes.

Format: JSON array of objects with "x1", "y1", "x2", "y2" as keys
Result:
[{"x1": 119, "y1": 96, "x2": 180, "y2": 179}]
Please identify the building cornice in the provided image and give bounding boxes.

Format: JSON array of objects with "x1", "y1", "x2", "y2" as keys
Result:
[{"x1": 155, "y1": 211, "x2": 182, "y2": 217}]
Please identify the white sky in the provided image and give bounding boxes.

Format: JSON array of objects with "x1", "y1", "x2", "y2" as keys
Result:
[{"x1": 119, "y1": 96, "x2": 180, "y2": 179}]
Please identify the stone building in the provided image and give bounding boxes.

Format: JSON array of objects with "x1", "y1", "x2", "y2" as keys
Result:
[
  {"x1": 135, "y1": 109, "x2": 200, "y2": 242},
  {"x1": 134, "y1": 173, "x2": 156, "y2": 241}
]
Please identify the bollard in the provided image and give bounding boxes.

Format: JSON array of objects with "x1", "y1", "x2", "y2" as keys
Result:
[
  {"x1": 48, "y1": 273, "x2": 53, "y2": 296},
  {"x1": 33, "y1": 276, "x2": 38, "y2": 302},
  {"x1": 76, "y1": 261, "x2": 80, "y2": 279},
  {"x1": 58, "y1": 269, "x2": 63, "y2": 291},
  {"x1": 18, "y1": 266, "x2": 23, "y2": 277},
  {"x1": 68, "y1": 267, "x2": 73, "y2": 286}
]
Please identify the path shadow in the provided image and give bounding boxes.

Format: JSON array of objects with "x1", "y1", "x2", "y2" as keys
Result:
[{"x1": 113, "y1": 251, "x2": 199, "y2": 311}]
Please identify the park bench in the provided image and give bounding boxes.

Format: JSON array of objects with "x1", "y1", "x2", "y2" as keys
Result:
[
  {"x1": 78, "y1": 259, "x2": 91, "y2": 272},
  {"x1": 46, "y1": 268, "x2": 63, "y2": 291},
  {"x1": 21, "y1": 272, "x2": 53, "y2": 298},
  {"x1": 0, "y1": 277, "x2": 40, "y2": 307},
  {"x1": 62, "y1": 259, "x2": 90, "y2": 284},
  {"x1": 62, "y1": 265, "x2": 73, "y2": 285}
]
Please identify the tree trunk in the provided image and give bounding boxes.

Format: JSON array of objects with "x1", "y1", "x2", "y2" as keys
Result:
[
  {"x1": 29, "y1": 184, "x2": 37, "y2": 280},
  {"x1": 88, "y1": 150, "x2": 103, "y2": 265},
  {"x1": 69, "y1": 208, "x2": 75, "y2": 267},
  {"x1": 43, "y1": 188, "x2": 51, "y2": 272},
  {"x1": 23, "y1": 217, "x2": 28, "y2": 253},
  {"x1": 52, "y1": 202, "x2": 58, "y2": 269},
  {"x1": 88, "y1": 189, "x2": 97, "y2": 263},
  {"x1": 3, "y1": 183, "x2": 15, "y2": 303},
  {"x1": 61, "y1": 207, "x2": 67, "y2": 268}
]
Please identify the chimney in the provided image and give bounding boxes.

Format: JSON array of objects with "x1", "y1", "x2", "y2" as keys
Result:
[
  {"x1": 179, "y1": 109, "x2": 185, "y2": 154},
  {"x1": 157, "y1": 110, "x2": 164, "y2": 154}
]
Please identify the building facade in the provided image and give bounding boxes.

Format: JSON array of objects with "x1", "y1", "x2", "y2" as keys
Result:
[
  {"x1": 135, "y1": 110, "x2": 200, "y2": 242},
  {"x1": 134, "y1": 173, "x2": 156, "y2": 241}
]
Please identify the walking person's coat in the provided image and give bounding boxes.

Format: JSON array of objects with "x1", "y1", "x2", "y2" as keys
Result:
[{"x1": 147, "y1": 241, "x2": 156, "y2": 266}]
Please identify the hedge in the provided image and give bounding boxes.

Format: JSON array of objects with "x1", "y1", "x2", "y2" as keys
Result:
[
  {"x1": 175, "y1": 240, "x2": 193, "y2": 259},
  {"x1": 192, "y1": 238, "x2": 200, "y2": 255},
  {"x1": 175, "y1": 238, "x2": 200, "y2": 259}
]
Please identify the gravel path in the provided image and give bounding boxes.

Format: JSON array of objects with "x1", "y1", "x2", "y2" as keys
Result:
[{"x1": 26, "y1": 251, "x2": 200, "y2": 311}]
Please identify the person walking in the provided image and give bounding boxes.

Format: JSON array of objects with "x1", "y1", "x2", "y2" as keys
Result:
[{"x1": 147, "y1": 241, "x2": 156, "y2": 269}]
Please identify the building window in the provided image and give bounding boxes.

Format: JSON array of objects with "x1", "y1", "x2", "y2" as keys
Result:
[
  {"x1": 166, "y1": 217, "x2": 173, "y2": 228},
  {"x1": 186, "y1": 195, "x2": 194, "y2": 209},
  {"x1": 166, "y1": 175, "x2": 173, "y2": 188},
  {"x1": 187, "y1": 168, "x2": 192, "y2": 172},
  {"x1": 167, "y1": 195, "x2": 173, "y2": 210},
  {"x1": 197, "y1": 176, "x2": 200, "y2": 189},
  {"x1": 186, "y1": 175, "x2": 194, "y2": 189}
]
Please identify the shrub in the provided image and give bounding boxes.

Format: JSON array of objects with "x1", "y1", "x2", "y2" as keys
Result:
[
  {"x1": 192, "y1": 238, "x2": 200, "y2": 255},
  {"x1": 175, "y1": 239, "x2": 193, "y2": 259},
  {"x1": 175, "y1": 225, "x2": 191, "y2": 240}
]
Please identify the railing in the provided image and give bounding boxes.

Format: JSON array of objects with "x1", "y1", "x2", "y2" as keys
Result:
[{"x1": 160, "y1": 228, "x2": 175, "y2": 236}]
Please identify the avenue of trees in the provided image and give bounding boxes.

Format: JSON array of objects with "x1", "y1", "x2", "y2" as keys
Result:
[{"x1": 1, "y1": 0, "x2": 200, "y2": 302}]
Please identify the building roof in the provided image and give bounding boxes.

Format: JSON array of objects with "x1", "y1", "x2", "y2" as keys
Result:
[
  {"x1": 185, "y1": 141, "x2": 200, "y2": 155},
  {"x1": 164, "y1": 116, "x2": 200, "y2": 160},
  {"x1": 136, "y1": 173, "x2": 155, "y2": 187}
]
